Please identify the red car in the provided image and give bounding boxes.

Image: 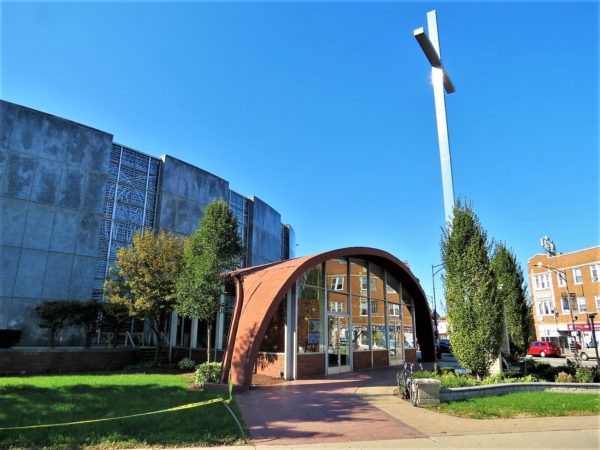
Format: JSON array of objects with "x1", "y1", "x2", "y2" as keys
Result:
[{"x1": 527, "y1": 341, "x2": 561, "y2": 357}]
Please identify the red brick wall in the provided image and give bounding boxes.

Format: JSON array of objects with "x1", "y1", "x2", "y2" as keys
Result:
[
  {"x1": 0, "y1": 348, "x2": 137, "y2": 375},
  {"x1": 404, "y1": 348, "x2": 417, "y2": 362},
  {"x1": 373, "y1": 349, "x2": 389, "y2": 368},
  {"x1": 352, "y1": 350, "x2": 371, "y2": 370},
  {"x1": 297, "y1": 353, "x2": 325, "y2": 378},
  {"x1": 253, "y1": 352, "x2": 284, "y2": 379},
  {"x1": 171, "y1": 347, "x2": 224, "y2": 365}
]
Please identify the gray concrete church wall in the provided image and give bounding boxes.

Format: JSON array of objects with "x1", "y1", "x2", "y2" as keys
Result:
[
  {"x1": 249, "y1": 196, "x2": 282, "y2": 266},
  {"x1": 0, "y1": 101, "x2": 112, "y2": 345},
  {"x1": 157, "y1": 155, "x2": 230, "y2": 236}
]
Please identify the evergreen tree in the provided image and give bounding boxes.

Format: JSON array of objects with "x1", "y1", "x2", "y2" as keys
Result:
[
  {"x1": 441, "y1": 199, "x2": 503, "y2": 378},
  {"x1": 104, "y1": 229, "x2": 184, "y2": 362},
  {"x1": 176, "y1": 200, "x2": 244, "y2": 362},
  {"x1": 492, "y1": 243, "x2": 532, "y2": 355}
]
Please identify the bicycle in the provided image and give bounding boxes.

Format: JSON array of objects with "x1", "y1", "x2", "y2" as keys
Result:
[{"x1": 396, "y1": 362, "x2": 423, "y2": 403}]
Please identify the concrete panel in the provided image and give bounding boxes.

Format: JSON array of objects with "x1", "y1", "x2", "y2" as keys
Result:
[
  {"x1": 0, "y1": 149, "x2": 7, "y2": 176},
  {"x1": 82, "y1": 171, "x2": 107, "y2": 214},
  {"x1": 0, "y1": 100, "x2": 18, "y2": 150},
  {"x1": 39, "y1": 114, "x2": 69, "y2": 162},
  {"x1": 42, "y1": 252, "x2": 74, "y2": 299},
  {"x1": 22, "y1": 202, "x2": 55, "y2": 250},
  {"x1": 0, "y1": 246, "x2": 20, "y2": 297},
  {"x1": 0, "y1": 197, "x2": 29, "y2": 246},
  {"x1": 13, "y1": 248, "x2": 48, "y2": 298},
  {"x1": 5, "y1": 152, "x2": 36, "y2": 199},
  {"x1": 31, "y1": 158, "x2": 62, "y2": 204},
  {"x1": 66, "y1": 126, "x2": 112, "y2": 172},
  {"x1": 175, "y1": 197, "x2": 203, "y2": 236},
  {"x1": 57, "y1": 166, "x2": 85, "y2": 209},
  {"x1": 69, "y1": 255, "x2": 96, "y2": 300},
  {"x1": 6, "y1": 297, "x2": 46, "y2": 345},
  {"x1": 158, "y1": 191, "x2": 177, "y2": 230},
  {"x1": 49, "y1": 208, "x2": 80, "y2": 253},
  {"x1": 8, "y1": 106, "x2": 44, "y2": 156},
  {"x1": 0, "y1": 297, "x2": 11, "y2": 328},
  {"x1": 75, "y1": 213, "x2": 101, "y2": 257},
  {"x1": 250, "y1": 197, "x2": 282, "y2": 264},
  {"x1": 159, "y1": 155, "x2": 180, "y2": 194}
]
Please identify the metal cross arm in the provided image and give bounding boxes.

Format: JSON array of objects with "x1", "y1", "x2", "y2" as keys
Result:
[{"x1": 413, "y1": 27, "x2": 455, "y2": 94}]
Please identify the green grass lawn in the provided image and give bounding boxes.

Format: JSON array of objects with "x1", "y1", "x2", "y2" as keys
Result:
[
  {"x1": 427, "y1": 392, "x2": 600, "y2": 419},
  {"x1": 0, "y1": 373, "x2": 245, "y2": 448}
]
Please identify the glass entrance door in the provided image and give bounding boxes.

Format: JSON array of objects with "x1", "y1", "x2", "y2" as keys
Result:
[
  {"x1": 327, "y1": 314, "x2": 351, "y2": 374},
  {"x1": 388, "y1": 319, "x2": 403, "y2": 365}
]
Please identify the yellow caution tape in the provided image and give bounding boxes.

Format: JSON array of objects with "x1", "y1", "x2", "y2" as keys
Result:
[{"x1": 0, "y1": 397, "x2": 225, "y2": 431}]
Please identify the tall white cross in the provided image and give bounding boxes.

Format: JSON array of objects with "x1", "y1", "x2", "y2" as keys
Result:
[{"x1": 414, "y1": 10, "x2": 456, "y2": 223}]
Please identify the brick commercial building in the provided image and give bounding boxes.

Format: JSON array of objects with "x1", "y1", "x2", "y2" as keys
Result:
[
  {"x1": 0, "y1": 100, "x2": 294, "y2": 347},
  {"x1": 221, "y1": 247, "x2": 435, "y2": 388},
  {"x1": 528, "y1": 245, "x2": 600, "y2": 353}
]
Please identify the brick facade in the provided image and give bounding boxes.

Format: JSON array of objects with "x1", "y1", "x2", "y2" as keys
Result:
[
  {"x1": 0, "y1": 348, "x2": 137, "y2": 375},
  {"x1": 297, "y1": 353, "x2": 325, "y2": 378}
]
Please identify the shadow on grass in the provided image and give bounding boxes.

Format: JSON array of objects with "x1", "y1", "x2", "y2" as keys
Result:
[{"x1": 0, "y1": 382, "x2": 241, "y2": 448}]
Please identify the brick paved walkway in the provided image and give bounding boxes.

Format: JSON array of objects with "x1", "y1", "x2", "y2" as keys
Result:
[{"x1": 235, "y1": 367, "x2": 427, "y2": 446}]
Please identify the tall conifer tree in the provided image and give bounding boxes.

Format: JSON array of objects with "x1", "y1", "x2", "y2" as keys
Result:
[
  {"x1": 176, "y1": 200, "x2": 244, "y2": 362},
  {"x1": 441, "y1": 200, "x2": 503, "y2": 377}
]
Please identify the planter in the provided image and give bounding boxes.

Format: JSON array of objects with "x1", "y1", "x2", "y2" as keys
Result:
[{"x1": 0, "y1": 330, "x2": 22, "y2": 348}]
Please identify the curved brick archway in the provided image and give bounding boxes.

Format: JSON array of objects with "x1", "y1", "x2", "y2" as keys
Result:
[{"x1": 221, "y1": 247, "x2": 435, "y2": 388}]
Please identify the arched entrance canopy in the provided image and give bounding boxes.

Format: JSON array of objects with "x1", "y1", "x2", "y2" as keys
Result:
[{"x1": 221, "y1": 247, "x2": 435, "y2": 387}]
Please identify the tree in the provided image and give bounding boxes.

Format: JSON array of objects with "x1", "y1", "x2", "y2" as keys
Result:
[
  {"x1": 441, "y1": 199, "x2": 503, "y2": 378},
  {"x1": 104, "y1": 229, "x2": 184, "y2": 362},
  {"x1": 71, "y1": 300, "x2": 103, "y2": 347},
  {"x1": 35, "y1": 300, "x2": 73, "y2": 347},
  {"x1": 98, "y1": 302, "x2": 131, "y2": 348},
  {"x1": 176, "y1": 200, "x2": 244, "y2": 362},
  {"x1": 491, "y1": 243, "x2": 532, "y2": 355}
]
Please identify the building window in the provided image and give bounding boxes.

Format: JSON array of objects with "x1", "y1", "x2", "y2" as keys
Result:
[
  {"x1": 561, "y1": 297, "x2": 571, "y2": 313},
  {"x1": 360, "y1": 299, "x2": 378, "y2": 316},
  {"x1": 557, "y1": 271, "x2": 567, "y2": 288},
  {"x1": 590, "y1": 264, "x2": 600, "y2": 283},
  {"x1": 330, "y1": 301, "x2": 343, "y2": 313},
  {"x1": 388, "y1": 303, "x2": 400, "y2": 317},
  {"x1": 537, "y1": 300, "x2": 555, "y2": 316},
  {"x1": 573, "y1": 267, "x2": 583, "y2": 285},
  {"x1": 533, "y1": 273, "x2": 551, "y2": 290},
  {"x1": 330, "y1": 276, "x2": 344, "y2": 291},
  {"x1": 577, "y1": 297, "x2": 587, "y2": 313},
  {"x1": 595, "y1": 295, "x2": 600, "y2": 311}
]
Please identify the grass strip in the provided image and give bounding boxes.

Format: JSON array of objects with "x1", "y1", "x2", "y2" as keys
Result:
[{"x1": 427, "y1": 391, "x2": 600, "y2": 419}]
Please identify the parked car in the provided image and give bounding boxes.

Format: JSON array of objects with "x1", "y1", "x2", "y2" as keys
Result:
[
  {"x1": 579, "y1": 340, "x2": 597, "y2": 361},
  {"x1": 436, "y1": 338, "x2": 452, "y2": 357},
  {"x1": 527, "y1": 341, "x2": 561, "y2": 357}
]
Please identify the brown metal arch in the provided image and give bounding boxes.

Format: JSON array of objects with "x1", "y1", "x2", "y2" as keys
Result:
[{"x1": 221, "y1": 247, "x2": 435, "y2": 388}]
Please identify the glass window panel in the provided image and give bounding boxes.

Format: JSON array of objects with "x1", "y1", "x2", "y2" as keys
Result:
[
  {"x1": 350, "y1": 258, "x2": 368, "y2": 295},
  {"x1": 370, "y1": 263, "x2": 385, "y2": 299},
  {"x1": 326, "y1": 259, "x2": 347, "y2": 292},
  {"x1": 299, "y1": 264, "x2": 324, "y2": 288},
  {"x1": 386, "y1": 272, "x2": 401, "y2": 302},
  {"x1": 403, "y1": 303, "x2": 415, "y2": 348},
  {"x1": 297, "y1": 285, "x2": 324, "y2": 353},
  {"x1": 327, "y1": 291, "x2": 347, "y2": 313},
  {"x1": 351, "y1": 295, "x2": 369, "y2": 351}
]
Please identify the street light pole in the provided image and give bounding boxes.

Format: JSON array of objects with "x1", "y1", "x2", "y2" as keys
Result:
[
  {"x1": 414, "y1": 10, "x2": 456, "y2": 223},
  {"x1": 535, "y1": 262, "x2": 578, "y2": 356},
  {"x1": 586, "y1": 313, "x2": 600, "y2": 368},
  {"x1": 432, "y1": 263, "x2": 444, "y2": 341}
]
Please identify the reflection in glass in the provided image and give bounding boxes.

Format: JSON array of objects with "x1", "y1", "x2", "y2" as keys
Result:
[
  {"x1": 351, "y1": 295, "x2": 369, "y2": 351},
  {"x1": 350, "y1": 258, "x2": 368, "y2": 295},
  {"x1": 299, "y1": 263, "x2": 324, "y2": 288},
  {"x1": 326, "y1": 259, "x2": 348, "y2": 292},
  {"x1": 297, "y1": 285, "x2": 324, "y2": 353},
  {"x1": 403, "y1": 294, "x2": 415, "y2": 349},
  {"x1": 328, "y1": 315, "x2": 350, "y2": 373},
  {"x1": 370, "y1": 263, "x2": 385, "y2": 300},
  {"x1": 328, "y1": 291, "x2": 347, "y2": 314}
]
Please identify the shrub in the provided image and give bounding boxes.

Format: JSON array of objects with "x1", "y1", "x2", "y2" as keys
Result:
[
  {"x1": 440, "y1": 373, "x2": 480, "y2": 388},
  {"x1": 555, "y1": 372, "x2": 574, "y2": 383},
  {"x1": 575, "y1": 367, "x2": 594, "y2": 383},
  {"x1": 411, "y1": 370, "x2": 435, "y2": 379},
  {"x1": 34, "y1": 300, "x2": 75, "y2": 347},
  {"x1": 438, "y1": 366, "x2": 456, "y2": 375},
  {"x1": 178, "y1": 358, "x2": 197, "y2": 370},
  {"x1": 194, "y1": 362, "x2": 222, "y2": 386},
  {"x1": 482, "y1": 374, "x2": 506, "y2": 385}
]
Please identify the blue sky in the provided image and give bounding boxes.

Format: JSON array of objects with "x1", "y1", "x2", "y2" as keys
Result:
[{"x1": 2, "y1": 1, "x2": 598, "y2": 313}]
